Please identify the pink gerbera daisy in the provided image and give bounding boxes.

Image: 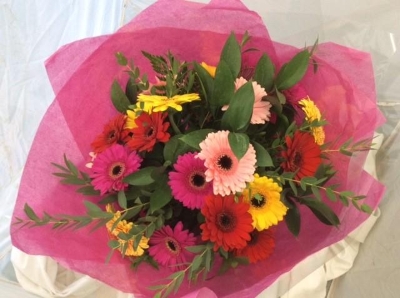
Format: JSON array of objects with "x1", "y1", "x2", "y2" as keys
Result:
[
  {"x1": 91, "y1": 144, "x2": 142, "y2": 195},
  {"x1": 197, "y1": 130, "x2": 257, "y2": 196},
  {"x1": 149, "y1": 222, "x2": 196, "y2": 270},
  {"x1": 168, "y1": 152, "x2": 213, "y2": 209},
  {"x1": 222, "y1": 77, "x2": 271, "y2": 124}
]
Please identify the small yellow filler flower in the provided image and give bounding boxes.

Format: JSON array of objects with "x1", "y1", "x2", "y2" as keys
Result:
[
  {"x1": 106, "y1": 204, "x2": 149, "y2": 257},
  {"x1": 299, "y1": 97, "x2": 326, "y2": 145}
]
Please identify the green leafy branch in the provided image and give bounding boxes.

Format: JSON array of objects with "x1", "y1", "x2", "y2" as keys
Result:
[
  {"x1": 323, "y1": 138, "x2": 375, "y2": 156},
  {"x1": 13, "y1": 201, "x2": 113, "y2": 231},
  {"x1": 52, "y1": 155, "x2": 99, "y2": 196},
  {"x1": 277, "y1": 174, "x2": 372, "y2": 214},
  {"x1": 149, "y1": 243, "x2": 214, "y2": 298}
]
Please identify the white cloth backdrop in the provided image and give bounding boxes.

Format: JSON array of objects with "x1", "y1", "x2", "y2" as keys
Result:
[{"x1": 1, "y1": 0, "x2": 399, "y2": 297}]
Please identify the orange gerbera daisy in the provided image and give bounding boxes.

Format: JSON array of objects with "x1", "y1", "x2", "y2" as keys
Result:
[
  {"x1": 91, "y1": 114, "x2": 126, "y2": 153},
  {"x1": 235, "y1": 229, "x2": 275, "y2": 263},
  {"x1": 126, "y1": 112, "x2": 170, "y2": 152},
  {"x1": 281, "y1": 131, "x2": 322, "y2": 180},
  {"x1": 200, "y1": 194, "x2": 253, "y2": 252}
]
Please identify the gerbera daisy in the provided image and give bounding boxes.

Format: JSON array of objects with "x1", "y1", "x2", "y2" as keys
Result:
[
  {"x1": 200, "y1": 62, "x2": 216, "y2": 78},
  {"x1": 91, "y1": 114, "x2": 126, "y2": 153},
  {"x1": 137, "y1": 93, "x2": 200, "y2": 113},
  {"x1": 168, "y1": 152, "x2": 213, "y2": 209},
  {"x1": 222, "y1": 77, "x2": 271, "y2": 124},
  {"x1": 105, "y1": 204, "x2": 149, "y2": 257},
  {"x1": 91, "y1": 144, "x2": 142, "y2": 195},
  {"x1": 299, "y1": 97, "x2": 325, "y2": 145},
  {"x1": 200, "y1": 194, "x2": 253, "y2": 251},
  {"x1": 242, "y1": 174, "x2": 287, "y2": 231},
  {"x1": 125, "y1": 110, "x2": 138, "y2": 129},
  {"x1": 235, "y1": 229, "x2": 275, "y2": 263},
  {"x1": 281, "y1": 131, "x2": 322, "y2": 180},
  {"x1": 197, "y1": 130, "x2": 256, "y2": 196},
  {"x1": 126, "y1": 112, "x2": 170, "y2": 152},
  {"x1": 149, "y1": 222, "x2": 196, "y2": 270}
]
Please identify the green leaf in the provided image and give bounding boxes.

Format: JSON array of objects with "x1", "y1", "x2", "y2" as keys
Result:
[
  {"x1": 117, "y1": 191, "x2": 127, "y2": 209},
  {"x1": 149, "y1": 178, "x2": 172, "y2": 213},
  {"x1": 360, "y1": 204, "x2": 373, "y2": 214},
  {"x1": 265, "y1": 95, "x2": 282, "y2": 115},
  {"x1": 228, "y1": 132, "x2": 249, "y2": 160},
  {"x1": 288, "y1": 180, "x2": 298, "y2": 196},
  {"x1": 179, "y1": 129, "x2": 215, "y2": 150},
  {"x1": 254, "y1": 53, "x2": 275, "y2": 92},
  {"x1": 211, "y1": 60, "x2": 235, "y2": 107},
  {"x1": 275, "y1": 50, "x2": 310, "y2": 90},
  {"x1": 115, "y1": 52, "x2": 128, "y2": 66},
  {"x1": 301, "y1": 198, "x2": 340, "y2": 226},
  {"x1": 252, "y1": 141, "x2": 273, "y2": 167},
  {"x1": 221, "y1": 81, "x2": 254, "y2": 132},
  {"x1": 125, "y1": 77, "x2": 138, "y2": 104},
  {"x1": 124, "y1": 167, "x2": 156, "y2": 186},
  {"x1": 63, "y1": 154, "x2": 78, "y2": 176},
  {"x1": 326, "y1": 187, "x2": 337, "y2": 202},
  {"x1": 311, "y1": 186, "x2": 322, "y2": 201},
  {"x1": 194, "y1": 62, "x2": 214, "y2": 99},
  {"x1": 186, "y1": 245, "x2": 206, "y2": 254},
  {"x1": 284, "y1": 201, "x2": 301, "y2": 237},
  {"x1": 24, "y1": 204, "x2": 40, "y2": 222},
  {"x1": 76, "y1": 185, "x2": 100, "y2": 196},
  {"x1": 220, "y1": 32, "x2": 241, "y2": 77},
  {"x1": 163, "y1": 135, "x2": 191, "y2": 164},
  {"x1": 111, "y1": 80, "x2": 130, "y2": 113}
]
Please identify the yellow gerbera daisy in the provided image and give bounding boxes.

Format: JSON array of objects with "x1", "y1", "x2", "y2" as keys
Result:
[
  {"x1": 242, "y1": 174, "x2": 287, "y2": 231},
  {"x1": 200, "y1": 62, "x2": 216, "y2": 78},
  {"x1": 137, "y1": 93, "x2": 200, "y2": 113},
  {"x1": 299, "y1": 97, "x2": 325, "y2": 145},
  {"x1": 105, "y1": 204, "x2": 149, "y2": 257},
  {"x1": 125, "y1": 110, "x2": 138, "y2": 129}
]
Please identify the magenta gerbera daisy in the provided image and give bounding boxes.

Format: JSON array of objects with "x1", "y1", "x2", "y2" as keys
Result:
[
  {"x1": 149, "y1": 222, "x2": 196, "y2": 271},
  {"x1": 91, "y1": 144, "x2": 142, "y2": 195},
  {"x1": 168, "y1": 152, "x2": 213, "y2": 209},
  {"x1": 197, "y1": 130, "x2": 257, "y2": 196},
  {"x1": 222, "y1": 77, "x2": 271, "y2": 124}
]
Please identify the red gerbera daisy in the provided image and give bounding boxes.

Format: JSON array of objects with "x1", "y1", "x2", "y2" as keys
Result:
[
  {"x1": 91, "y1": 114, "x2": 126, "y2": 153},
  {"x1": 126, "y1": 112, "x2": 170, "y2": 152},
  {"x1": 281, "y1": 131, "x2": 322, "y2": 180},
  {"x1": 200, "y1": 195, "x2": 253, "y2": 252},
  {"x1": 235, "y1": 229, "x2": 275, "y2": 263}
]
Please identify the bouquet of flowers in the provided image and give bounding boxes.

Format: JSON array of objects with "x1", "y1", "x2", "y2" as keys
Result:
[{"x1": 11, "y1": 0, "x2": 385, "y2": 297}]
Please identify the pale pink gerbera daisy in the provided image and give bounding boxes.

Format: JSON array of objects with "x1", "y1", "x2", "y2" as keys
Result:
[
  {"x1": 149, "y1": 222, "x2": 196, "y2": 270},
  {"x1": 168, "y1": 152, "x2": 213, "y2": 210},
  {"x1": 197, "y1": 130, "x2": 257, "y2": 196},
  {"x1": 222, "y1": 77, "x2": 271, "y2": 124},
  {"x1": 91, "y1": 144, "x2": 142, "y2": 195}
]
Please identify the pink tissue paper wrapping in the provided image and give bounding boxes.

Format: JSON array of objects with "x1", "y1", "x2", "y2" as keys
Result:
[{"x1": 11, "y1": 0, "x2": 385, "y2": 297}]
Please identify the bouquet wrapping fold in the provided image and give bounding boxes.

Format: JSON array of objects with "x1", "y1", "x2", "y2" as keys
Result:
[{"x1": 11, "y1": 0, "x2": 385, "y2": 297}]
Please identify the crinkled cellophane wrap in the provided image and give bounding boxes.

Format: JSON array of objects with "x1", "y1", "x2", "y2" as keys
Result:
[{"x1": 10, "y1": 0, "x2": 385, "y2": 297}]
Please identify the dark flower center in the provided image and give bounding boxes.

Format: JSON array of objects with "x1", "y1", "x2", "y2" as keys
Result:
[
  {"x1": 165, "y1": 237, "x2": 180, "y2": 255},
  {"x1": 146, "y1": 127, "x2": 155, "y2": 138},
  {"x1": 190, "y1": 172, "x2": 206, "y2": 189},
  {"x1": 109, "y1": 162, "x2": 126, "y2": 180},
  {"x1": 107, "y1": 130, "x2": 117, "y2": 142},
  {"x1": 289, "y1": 151, "x2": 303, "y2": 172},
  {"x1": 217, "y1": 155, "x2": 233, "y2": 171},
  {"x1": 248, "y1": 231, "x2": 259, "y2": 246},
  {"x1": 251, "y1": 194, "x2": 266, "y2": 208},
  {"x1": 216, "y1": 211, "x2": 236, "y2": 232}
]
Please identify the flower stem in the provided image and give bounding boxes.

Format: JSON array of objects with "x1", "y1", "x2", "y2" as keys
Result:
[{"x1": 168, "y1": 113, "x2": 181, "y2": 134}]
